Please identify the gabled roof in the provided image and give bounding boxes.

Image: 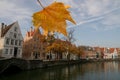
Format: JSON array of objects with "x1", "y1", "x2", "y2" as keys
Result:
[
  {"x1": 116, "y1": 48, "x2": 119, "y2": 52},
  {"x1": 100, "y1": 48, "x2": 105, "y2": 53},
  {"x1": 109, "y1": 48, "x2": 114, "y2": 53},
  {"x1": 1, "y1": 22, "x2": 15, "y2": 37}
]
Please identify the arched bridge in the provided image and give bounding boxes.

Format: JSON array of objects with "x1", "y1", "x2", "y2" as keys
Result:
[
  {"x1": 0, "y1": 58, "x2": 28, "y2": 74},
  {"x1": 0, "y1": 58, "x2": 43, "y2": 74}
]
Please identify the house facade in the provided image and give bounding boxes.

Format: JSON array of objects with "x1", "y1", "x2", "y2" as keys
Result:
[
  {"x1": 118, "y1": 49, "x2": 120, "y2": 58},
  {"x1": 109, "y1": 48, "x2": 118, "y2": 59},
  {"x1": 93, "y1": 47, "x2": 104, "y2": 59},
  {"x1": 103, "y1": 48, "x2": 118, "y2": 59},
  {"x1": 22, "y1": 27, "x2": 47, "y2": 60},
  {"x1": 82, "y1": 46, "x2": 120, "y2": 59},
  {"x1": 0, "y1": 22, "x2": 23, "y2": 58},
  {"x1": 80, "y1": 47, "x2": 97, "y2": 59},
  {"x1": 94, "y1": 47, "x2": 119, "y2": 59}
]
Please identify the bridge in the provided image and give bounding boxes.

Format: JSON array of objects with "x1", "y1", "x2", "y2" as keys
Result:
[{"x1": 0, "y1": 58, "x2": 43, "y2": 74}]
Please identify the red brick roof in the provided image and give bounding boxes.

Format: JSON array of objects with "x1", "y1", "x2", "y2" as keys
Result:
[
  {"x1": 94, "y1": 47, "x2": 100, "y2": 51},
  {"x1": 116, "y1": 48, "x2": 119, "y2": 52},
  {"x1": 109, "y1": 48, "x2": 114, "y2": 53}
]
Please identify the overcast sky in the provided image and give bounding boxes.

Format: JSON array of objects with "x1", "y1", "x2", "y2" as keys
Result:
[{"x1": 0, "y1": 0, "x2": 120, "y2": 48}]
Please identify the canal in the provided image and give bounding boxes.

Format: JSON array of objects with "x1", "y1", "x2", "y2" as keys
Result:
[{"x1": 0, "y1": 61, "x2": 120, "y2": 80}]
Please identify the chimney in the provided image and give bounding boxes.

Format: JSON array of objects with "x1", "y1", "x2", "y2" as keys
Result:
[
  {"x1": 5, "y1": 25, "x2": 7, "y2": 28},
  {"x1": 0, "y1": 23, "x2": 4, "y2": 37},
  {"x1": 1, "y1": 23, "x2": 4, "y2": 29},
  {"x1": 1, "y1": 23, "x2": 5, "y2": 34}
]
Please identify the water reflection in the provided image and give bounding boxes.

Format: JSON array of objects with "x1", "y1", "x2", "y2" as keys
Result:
[{"x1": 0, "y1": 61, "x2": 120, "y2": 80}]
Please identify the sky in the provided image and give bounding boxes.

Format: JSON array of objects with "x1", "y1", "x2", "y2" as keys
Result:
[{"x1": 0, "y1": 0, "x2": 120, "y2": 48}]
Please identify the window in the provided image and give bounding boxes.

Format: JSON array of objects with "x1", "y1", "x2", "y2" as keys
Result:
[
  {"x1": 6, "y1": 38, "x2": 10, "y2": 45},
  {"x1": 10, "y1": 49, "x2": 13, "y2": 54},
  {"x1": 14, "y1": 33, "x2": 17, "y2": 38},
  {"x1": 5, "y1": 49, "x2": 8, "y2": 54},
  {"x1": 18, "y1": 34, "x2": 21, "y2": 39},
  {"x1": 9, "y1": 32, "x2": 13, "y2": 38},
  {"x1": 19, "y1": 40, "x2": 22, "y2": 46},
  {"x1": 14, "y1": 27, "x2": 17, "y2": 31},
  {"x1": 15, "y1": 40, "x2": 18, "y2": 45},
  {"x1": 34, "y1": 38, "x2": 36, "y2": 42},
  {"x1": 18, "y1": 49, "x2": 21, "y2": 55},
  {"x1": 11, "y1": 39, "x2": 14, "y2": 45}
]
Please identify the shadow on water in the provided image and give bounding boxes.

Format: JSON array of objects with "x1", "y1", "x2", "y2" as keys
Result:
[
  {"x1": 1, "y1": 61, "x2": 120, "y2": 80},
  {"x1": 1, "y1": 65, "x2": 22, "y2": 76}
]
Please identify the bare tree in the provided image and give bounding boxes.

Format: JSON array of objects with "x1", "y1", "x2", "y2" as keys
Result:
[{"x1": 67, "y1": 29, "x2": 75, "y2": 43}]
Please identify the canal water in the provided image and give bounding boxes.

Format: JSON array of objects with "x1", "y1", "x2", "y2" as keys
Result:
[{"x1": 0, "y1": 61, "x2": 120, "y2": 80}]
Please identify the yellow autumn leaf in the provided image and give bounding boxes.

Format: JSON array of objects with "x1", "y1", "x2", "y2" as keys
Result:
[{"x1": 32, "y1": 1, "x2": 76, "y2": 36}]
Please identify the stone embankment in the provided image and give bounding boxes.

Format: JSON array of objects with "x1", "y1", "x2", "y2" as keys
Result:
[
  {"x1": 0, "y1": 58, "x2": 120, "y2": 74},
  {"x1": 0, "y1": 58, "x2": 80, "y2": 74}
]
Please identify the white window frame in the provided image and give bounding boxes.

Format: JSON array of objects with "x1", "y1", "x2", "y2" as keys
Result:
[
  {"x1": 5, "y1": 49, "x2": 9, "y2": 54},
  {"x1": 6, "y1": 38, "x2": 10, "y2": 45}
]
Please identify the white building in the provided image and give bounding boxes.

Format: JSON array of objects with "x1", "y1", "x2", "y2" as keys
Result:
[
  {"x1": 103, "y1": 48, "x2": 118, "y2": 59},
  {"x1": 0, "y1": 21, "x2": 23, "y2": 58},
  {"x1": 111, "y1": 48, "x2": 118, "y2": 59}
]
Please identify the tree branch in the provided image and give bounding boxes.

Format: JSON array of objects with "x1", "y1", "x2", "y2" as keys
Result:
[{"x1": 37, "y1": 0, "x2": 44, "y2": 9}]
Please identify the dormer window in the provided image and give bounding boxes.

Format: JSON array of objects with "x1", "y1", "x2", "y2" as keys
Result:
[{"x1": 14, "y1": 27, "x2": 17, "y2": 32}]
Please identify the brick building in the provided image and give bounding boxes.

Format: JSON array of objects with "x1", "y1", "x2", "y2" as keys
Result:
[{"x1": 22, "y1": 27, "x2": 47, "y2": 60}]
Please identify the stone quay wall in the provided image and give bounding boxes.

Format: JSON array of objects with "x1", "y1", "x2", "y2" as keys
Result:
[{"x1": 0, "y1": 58, "x2": 120, "y2": 74}]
